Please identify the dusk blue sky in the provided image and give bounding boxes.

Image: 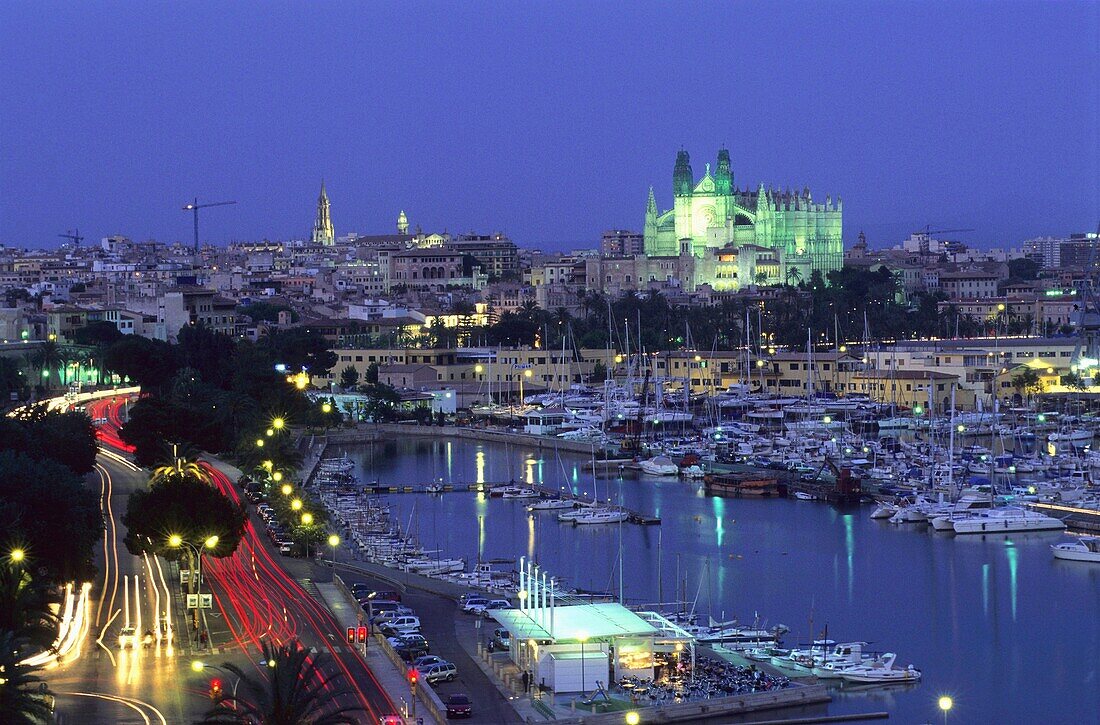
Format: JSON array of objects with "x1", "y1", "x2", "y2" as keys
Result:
[{"x1": 1, "y1": 1, "x2": 1096, "y2": 251}]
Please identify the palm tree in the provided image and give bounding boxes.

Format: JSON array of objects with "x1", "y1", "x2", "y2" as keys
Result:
[
  {"x1": 0, "y1": 631, "x2": 54, "y2": 725},
  {"x1": 199, "y1": 640, "x2": 363, "y2": 725},
  {"x1": 754, "y1": 270, "x2": 768, "y2": 286},
  {"x1": 150, "y1": 442, "x2": 211, "y2": 485},
  {"x1": 0, "y1": 567, "x2": 58, "y2": 654},
  {"x1": 31, "y1": 340, "x2": 63, "y2": 389},
  {"x1": 785, "y1": 266, "x2": 802, "y2": 287}
]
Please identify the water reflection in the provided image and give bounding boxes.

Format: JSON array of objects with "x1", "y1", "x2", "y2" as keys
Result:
[{"x1": 345, "y1": 438, "x2": 1100, "y2": 725}]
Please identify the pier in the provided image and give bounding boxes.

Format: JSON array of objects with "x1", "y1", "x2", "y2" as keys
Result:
[{"x1": 347, "y1": 478, "x2": 662, "y2": 525}]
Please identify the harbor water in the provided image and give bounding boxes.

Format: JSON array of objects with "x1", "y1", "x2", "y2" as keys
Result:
[{"x1": 346, "y1": 437, "x2": 1100, "y2": 724}]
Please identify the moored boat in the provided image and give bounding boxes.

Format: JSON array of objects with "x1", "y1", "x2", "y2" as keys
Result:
[{"x1": 1051, "y1": 535, "x2": 1100, "y2": 562}]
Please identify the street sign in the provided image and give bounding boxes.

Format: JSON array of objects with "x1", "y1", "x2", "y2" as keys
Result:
[
  {"x1": 187, "y1": 594, "x2": 198, "y2": 609},
  {"x1": 199, "y1": 594, "x2": 213, "y2": 609}
]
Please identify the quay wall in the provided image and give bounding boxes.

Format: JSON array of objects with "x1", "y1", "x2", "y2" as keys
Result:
[{"x1": 320, "y1": 423, "x2": 619, "y2": 457}]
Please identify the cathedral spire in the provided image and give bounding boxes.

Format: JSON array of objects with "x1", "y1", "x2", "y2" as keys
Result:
[
  {"x1": 673, "y1": 150, "x2": 693, "y2": 196},
  {"x1": 311, "y1": 179, "x2": 335, "y2": 246},
  {"x1": 715, "y1": 148, "x2": 731, "y2": 195},
  {"x1": 646, "y1": 186, "x2": 657, "y2": 214}
]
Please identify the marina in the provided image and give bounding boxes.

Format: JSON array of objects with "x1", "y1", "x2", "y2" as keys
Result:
[{"x1": 304, "y1": 434, "x2": 1100, "y2": 724}]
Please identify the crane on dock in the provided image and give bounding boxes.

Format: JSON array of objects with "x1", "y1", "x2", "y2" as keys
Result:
[{"x1": 58, "y1": 229, "x2": 84, "y2": 247}]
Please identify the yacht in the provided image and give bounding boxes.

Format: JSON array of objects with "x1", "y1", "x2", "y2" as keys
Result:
[
  {"x1": 571, "y1": 508, "x2": 629, "y2": 525},
  {"x1": 811, "y1": 642, "x2": 874, "y2": 679},
  {"x1": 640, "y1": 456, "x2": 679, "y2": 476},
  {"x1": 946, "y1": 507, "x2": 1066, "y2": 534},
  {"x1": 837, "y1": 653, "x2": 921, "y2": 684},
  {"x1": 500, "y1": 487, "x2": 539, "y2": 499},
  {"x1": 1051, "y1": 535, "x2": 1100, "y2": 563},
  {"x1": 1048, "y1": 429, "x2": 1093, "y2": 446},
  {"x1": 526, "y1": 498, "x2": 576, "y2": 512},
  {"x1": 870, "y1": 502, "x2": 898, "y2": 519}
]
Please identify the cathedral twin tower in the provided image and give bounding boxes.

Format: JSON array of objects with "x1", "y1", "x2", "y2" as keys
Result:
[{"x1": 643, "y1": 148, "x2": 842, "y2": 288}]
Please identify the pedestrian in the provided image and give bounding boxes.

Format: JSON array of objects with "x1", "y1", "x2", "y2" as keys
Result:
[
  {"x1": 521, "y1": 670, "x2": 530, "y2": 694},
  {"x1": 199, "y1": 630, "x2": 208, "y2": 646}
]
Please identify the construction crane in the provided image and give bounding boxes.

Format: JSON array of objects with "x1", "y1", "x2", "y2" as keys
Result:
[
  {"x1": 58, "y1": 229, "x2": 84, "y2": 247},
  {"x1": 182, "y1": 198, "x2": 236, "y2": 255}
]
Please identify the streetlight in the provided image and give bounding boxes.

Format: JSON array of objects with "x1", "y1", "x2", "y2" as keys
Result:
[
  {"x1": 321, "y1": 402, "x2": 332, "y2": 414},
  {"x1": 328, "y1": 534, "x2": 340, "y2": 579},
  {"x1": 281, "y1": 483, "x2": 293, "y2": 496},
  {"x1": 938, "y1": 695, "x2": 953, "y2": 724},
  {"x1": 255, "y1": 439, "x2": 264, "y2": 448},
  {"x1": 9, "y1": 548, "x2": 25, "y2": 565},
  {"x1": 169, "y1": 534, "x2": 220, "y2": 631},
  {"x1": 578, "y1": 631, "x2": 589, "y2": 696},
  {"x1": 291, "y1": 498, "x2": 303, "y2": 511},
  {"x1": 272, "y1": 417, "x2": 285, "y2": 430},
  {"x1": 272, "y1": 471, "x2": 283, "y2": 483},
  {"x1": 265, "y1": 428, "x2": 274, "y2": 437},
  {"x1": 301, "y1": 512, "x2": 313, "y2": 526},
  {"x1": 625, "y1": 712, "x2": 640, "y2": 725}
]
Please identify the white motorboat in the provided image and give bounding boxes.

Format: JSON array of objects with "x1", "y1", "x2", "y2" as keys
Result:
[
  {"x1": 680, "y1": 464, "x2": 706, "y2": 479},
  {"x1": 876, "y1": 417, "x2": 911, "y2": 430},
  {"x1": 526, "y1": 498, "x2": 576, "y2": 512},
  {"x1": 556, "y1": 502, "x2": 599, "y2": 522},
  {"x1": 870, "y1": 502, "x2": 897, "y2": 519},
  {"x1": 571, "y1": 508, "x2": 629, "y2": 525},
  {"x1": 837, "y1": 653, "x2": 921, "y2": 684},
  {"x1": 946, "y1": 507, "x2": 1066, "y2": 534},
  {"x1": 1048, "y1": 429, "x2": 1094, "y2": 446},
  {"x1": 794, "y1": 491, "x2": 816, "y2": 501},
  {"x1": 1051, "y1": 535, "x2": 1100, "y2": 563},
  {"x1": 811, "y1": 642, "x2": 874, "y2": 679},
  {"x1": 640, "y1": 456, "x2": 679, "y2": 476},
  {"x1": 500, "y1": 487, "x2": 539, "y2": 499}
]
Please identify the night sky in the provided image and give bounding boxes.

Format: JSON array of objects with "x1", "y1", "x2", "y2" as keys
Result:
[{"x1": 1, "y1": 1, "x2": 1096, "y2": 250}]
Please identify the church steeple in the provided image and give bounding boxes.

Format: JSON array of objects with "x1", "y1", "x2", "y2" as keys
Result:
[
  {"x1": 673, "y1": 149, "x2": 693, "y2": 197},
  {"x1": 397, "y1": 210, "x2": 409, "y2": 235},
  {"x1": 715, "y1": 148, "x2": 732, "y2": 195},
  {"x1": 311, "y1": 180, "x2": 335, "y2": 246}
]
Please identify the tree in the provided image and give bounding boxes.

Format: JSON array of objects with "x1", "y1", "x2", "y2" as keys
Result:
[
  {"x1": 258, "y1": 329, "x2": 338, "y2": 376},
  {"x1": 177, "y1": 324, "x2": 238, "y2": 390},
  {"x1": 1007, "y1": 257, "x2": 1041, "y2": 281},
  {"x1": 30, "y1": 340, "x2": 64, "y2": 389},
  {"x1": 0, "y1": 451, "x2": 102, "y2": 583},
  {"x1": 1, "y1": 404, "x2": 98, "y2": 475},
  {"x1": 360, "y1": 382, "x2": 402, "y2": 422},
  {"x1": 754, "y1": 271, "x2": 768, "y2": 286},
  {"x1": 71, "y1": 321, "x2": 123, "y2": 347},
  {"x1": 104, "y1": 336, "x2": 180, "y2": 391},
  {"x1": 364, "y1": 362, "x2": 379, "y2": 384},
  {"x1": 338, "y1": 365, "x2": 359, "y2": 389},
  {"x1": 122, "y1": 472, "x2": 248, "y2": 564},
  {"x1": 0, "y1": 357, "x2": 26, "y2": 402},
  {"x1": 0, "y1": 567, "x2": 58, "y2": 653},
  {"x1": 199, "y1": 639, "x2": 363, "y2": 725},
  {"x1": 0, "y1": 631, "x2": 54, "y2": 725},
  {"x1": 785, "y1": 266, "x2": 803, "y2": 286},
  {"x1": 1012, "y1": 368, "x2": 1044, "y2": 405}
]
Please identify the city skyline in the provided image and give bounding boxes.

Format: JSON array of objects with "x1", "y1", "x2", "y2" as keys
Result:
[{"x1": 1, "y1": 2, "x2": 1097, "y2": 250}]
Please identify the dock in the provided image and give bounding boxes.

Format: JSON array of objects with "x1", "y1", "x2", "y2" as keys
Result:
[{"x1": 346, "y1": 479, "x2": 661, "y2": 525}]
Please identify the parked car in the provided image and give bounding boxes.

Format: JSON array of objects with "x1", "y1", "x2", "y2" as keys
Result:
[
  {"x1": 357, "y1": 588, "x2": 401, "y2": 603},
  {"x1": 488, "y1": 628, "x2": 511, "y2": 652},
  {"x1": 482, "y1": 599, "x2": 513, "y2": 616},
  {"x1": 361, "y1": 599, "x2": 402, "y2": 617},
  {"x1": 394, "y1": 641, "x2": 430, "y2": 662},
  {"x1": 417, "y1": 661, "x2": 457, "y2": 684},
  {"x1": 461, "y1": 597, "x2": 489, "y2": 615},
  {"x1": 378, "y1": 618, "x2": 421, "y2": 638},
  {"x1": 413, "y1": 655, "x2": 445, "y2": 669},
  {"x1": 445, "y1": 693, "x2": 472, "y2": 719},
  {"x1": 370, "y1": 607, "x2": 415, "y2": 625},
  {"x1": 386, "y1": 632, "x2": 428, "y2": 651}
]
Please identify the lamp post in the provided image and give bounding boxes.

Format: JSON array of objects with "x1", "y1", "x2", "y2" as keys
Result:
[
  {"x1": 9, "y1": 548, "x2": 25, "y2": 565},
  {"x1": 328, "y1": 534, "x2": 340, "y2": 582},
  {"x1": 170, "y1": 534, "x2": 218, "y2": 632},
  {"x1": 301, "y1": 512, "x2": 314, "y2": 559},
  {"x1": 578, "y1": 632, "x2": 589, "y2": 697},
  {"x1": 938, "y1": 695, "x2": 953, "y2": 725}
]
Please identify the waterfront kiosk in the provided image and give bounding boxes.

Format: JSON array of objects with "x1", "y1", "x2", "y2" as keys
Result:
[
  {"x1": 489, "y1": 558, "x2": 694, "y2": 694},
  {"x1": 523, "y1": 407, "x2": 568, "y2": 436}
]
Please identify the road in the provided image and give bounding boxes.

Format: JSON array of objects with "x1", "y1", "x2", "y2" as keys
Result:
[
  {"x1": 47, "y1": 396, "x2": 400, "y2": 723},
  {"x1": 337, "y1": 568, "x2": 521, "y2": 724}
]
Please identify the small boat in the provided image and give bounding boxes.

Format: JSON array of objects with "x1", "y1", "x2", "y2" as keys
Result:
[
  {"x1": 837, "y1": 652, "x2": 921, "y2": 684},
  {"x1": 870, "y1": 502, "x2": 897, "y2": 519},
  {"x1": 1048, "y1": 429, "x2": 1094, "y2": 446},
  {"x1": 571, "y1": 508, "x2": 629, "y2": 525},
  {"x1": 1051, "y1": 535, "x2": 1100, "y2": 563},
  {"x1": 794, "y1": 491, "x2": 816, "y2": 501},
  {"x1": 527, "y1": 498, "x2": 576, "y2": 512},
  {"x1": 500, "y1": 487, "x2": 540, "y2": 499},
  {"x1": 680, "y1": 464, "x2": 706, "y2": 479},
  {"x1": 640, "y1": 456, "x2": 680, "y2": 476}
]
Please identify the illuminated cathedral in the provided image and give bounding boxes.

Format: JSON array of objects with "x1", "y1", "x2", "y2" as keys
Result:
[{"x1": 643, "y1": 149, "x2": 843, "y2": 289}]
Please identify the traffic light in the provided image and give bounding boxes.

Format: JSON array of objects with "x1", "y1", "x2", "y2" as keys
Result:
[
  {"x1": 346, "y1": 627, "x2": 356, "y2": 644},
  {"x1": 408, "y1": 667, "x2": 418, "y2": 694},
  {"x1": 357, "y1": 626, "x2": 368, "y2": 643},
  {"x1": 209, "y1": 678, "x2": 223, "y2": 701}
]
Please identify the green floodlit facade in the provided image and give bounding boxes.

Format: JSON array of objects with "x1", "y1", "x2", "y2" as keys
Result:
[{"x1": 643, "y1": 148, "x2": 843, "y2": 289}]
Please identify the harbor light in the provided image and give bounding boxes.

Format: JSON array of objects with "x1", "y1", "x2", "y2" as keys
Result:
[
  {"x1": 938, "y1": 695, "x2": 953, "y2": 723},
  {"x1": 1046, "y1": 367, "x2": 1054, "y2": 375},
  {"x1": 291, "y1": 498, "x2": 303, "y2": 511},
  {"x1": 1037, "y1": 414, "x2": 1046, "y2": 423},
  {"x1": 625, "y1": 712, "x2": 640, "y2": 725}
]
